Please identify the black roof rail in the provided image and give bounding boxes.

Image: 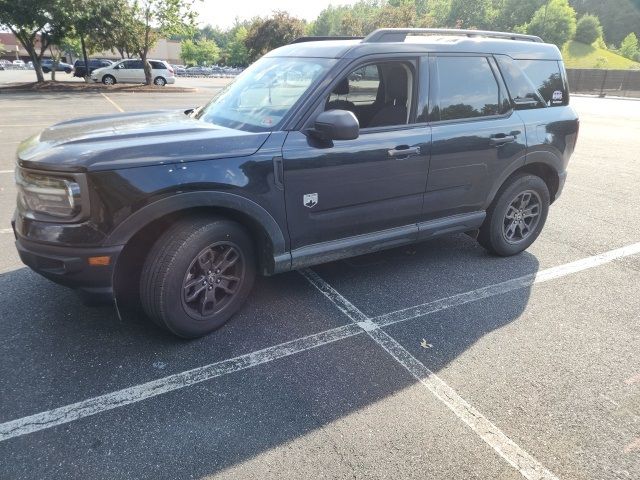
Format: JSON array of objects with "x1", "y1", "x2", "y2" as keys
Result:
[
  {"x1": 363, "y1": 28, "x2": 543, "y2": 43},
  {"x1": 291, "y1": 36, "x2": 364, "y2": 44}
]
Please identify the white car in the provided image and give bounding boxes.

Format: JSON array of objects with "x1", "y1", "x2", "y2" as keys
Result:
[
  {"x1": 91, "y1": 59, "x2": 175, "y2": 86},
  {"x1": 12, "y1": 59, "x2": 26, "y2": 69}
]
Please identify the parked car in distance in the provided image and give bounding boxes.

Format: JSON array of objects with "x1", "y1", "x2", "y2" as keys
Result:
[
  {"x1": 12, "y1": 28, "x2": 579, "y2": 338},
  {"x1": 41, "y1": 59, "x2": 74, "y2": 74},
  {"x1": 12, "y1": 59, "x2": 26, "y2": 69},
  {"x1": 91, "y1": 59, "x2": 175, "y2": 86},
  {"x1": 185, "y1": 65, "x2": 211, "y2": 76},
  {"x1": 73, "y1": 59, "x2": 113, "y2": 78},
  {"x1": 172, "y1": 64, "x2": 187, "y2": 76}
]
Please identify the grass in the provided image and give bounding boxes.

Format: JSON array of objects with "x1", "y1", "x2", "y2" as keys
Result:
[{"x1": 562, "y1": 41, "x2": 640, "y2": 70}]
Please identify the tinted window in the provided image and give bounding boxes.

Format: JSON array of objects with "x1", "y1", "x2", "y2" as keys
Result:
[
  {"x1": 128, "y1": 60, "x2": 144, "y2": 69},
  {"x1": 517, "y1": 60, "x2": 566, "y2": 106},
  {"x1": 495, "y1": 56, "x2": 545, "y2": 109},
  {"x1": 150, "y1": 61, "x2": 166, "y2": 69},
  {"x1": 435, "y1": 57, "x2": 501, "y2": 121}
]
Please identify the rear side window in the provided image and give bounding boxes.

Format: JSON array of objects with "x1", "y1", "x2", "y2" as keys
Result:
[
  {"x1": 516, "y1": 60, "x2": 567, "y2": 106},
  {"x1": 434, "y1": 56, "x2": 504, "y2": 121},
  {"x1": 150, "y1": 61, "x2": 166, "y2": 70}
]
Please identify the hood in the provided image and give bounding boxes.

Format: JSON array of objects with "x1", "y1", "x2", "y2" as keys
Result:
[{"x1": 17, "y1": 110, "x2": 271, "y2": 173}]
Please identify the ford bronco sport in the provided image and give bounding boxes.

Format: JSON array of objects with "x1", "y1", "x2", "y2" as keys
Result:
[{"x1": 12, "y1": 28, "x2": 579, "y2": 338}]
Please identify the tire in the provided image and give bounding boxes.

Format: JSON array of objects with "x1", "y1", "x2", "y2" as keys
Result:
[
  {"x1": 477, "y1": 174, "x2": 550, "y2": 256},
  {"x1": 140, "y1": 216, "x2": 256, "y2": 338},
  {"x1": 153, "y1": 76, "x2": 167, "y2": 86},
  {"x1": 64, "y1": 68, "x2": 72, "y2": 74},
  {"x1": 102, "y1": 75, "x2": 116, "y2": 85},
  {"x1": 42, "y1": 67, "x2": 50, "y2": 73}
]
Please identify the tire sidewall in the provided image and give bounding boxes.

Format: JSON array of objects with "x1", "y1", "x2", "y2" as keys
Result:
[
  {"x1": 103, "y1": 75, "x2": 115, "y2": 85},
  {"x1": 486, "y1": 175, "x2": 550, "y2": 256},
  {"x1": 154, "y1": 76, "x2": 166, "y2": 86},
  {"x1": 157, "y1": 221, "x2": 255, "y2": 338}
]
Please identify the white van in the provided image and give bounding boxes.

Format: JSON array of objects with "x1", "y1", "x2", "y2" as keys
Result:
[{"x1": 91, "y1": 59, "x2": 176, "y2": 86}]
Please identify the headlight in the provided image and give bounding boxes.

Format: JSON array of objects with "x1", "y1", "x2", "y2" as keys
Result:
[{"x1": 15, "y1": 168, "x2": 84, "y2": 220}]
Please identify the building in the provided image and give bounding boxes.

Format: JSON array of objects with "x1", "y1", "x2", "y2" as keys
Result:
[{"x1": 0, "y1": 32, "x2": 182, "y2": 64}]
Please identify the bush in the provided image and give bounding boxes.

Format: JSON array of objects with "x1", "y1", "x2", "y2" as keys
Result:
[
  {"x1": 575, "y1": 15, "x2": 602, "y2": 45},
  {"x1": 619, "y1": 33, "x2": 639, "y2": 60}
]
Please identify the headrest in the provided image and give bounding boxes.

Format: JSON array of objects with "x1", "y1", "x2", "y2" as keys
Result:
[
  {"x1": 333, "y1": 77, "x2": 349, "y2": 95},
  {"x1": 386, "y1": 65, "x2": 407, "y2": 102}
]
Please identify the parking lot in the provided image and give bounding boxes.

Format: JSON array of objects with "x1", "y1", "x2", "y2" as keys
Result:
[{"x1": 0, "y1": 82, "x2": 639, "y2": 479}]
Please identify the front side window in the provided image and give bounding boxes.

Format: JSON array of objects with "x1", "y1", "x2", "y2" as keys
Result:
[
  {"x1": 324, "y1": 61, "x2": 414, "y2": 128},
  {"x1": 197, "y1": 56, "x2": 335, "y2": 132},
  {"x1": 435, "y1": 56, "x2": 502, "y2": 121}
]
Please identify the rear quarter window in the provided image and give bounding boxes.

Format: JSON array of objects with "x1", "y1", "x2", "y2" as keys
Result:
[
  {"x1": 150, "y1": 61, "x2": 166, "y2": 70},
  {"x1": 515, "y1": 59, "x2": 567, "y2": 106}
]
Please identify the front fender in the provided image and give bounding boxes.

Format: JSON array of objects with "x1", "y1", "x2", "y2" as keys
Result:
[{"x1": 105, "y1": 191, "x2": 290, "y2": 273}]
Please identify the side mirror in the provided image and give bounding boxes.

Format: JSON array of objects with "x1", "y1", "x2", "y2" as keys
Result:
[{"x1": 312, "y1": 110, "x2": 359, "y2": 141}]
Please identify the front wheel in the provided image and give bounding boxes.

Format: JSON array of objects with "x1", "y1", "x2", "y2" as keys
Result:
[
  {"x1": 478, "y1": 174, "x2": 550, "y2": 256},
  {"x1": 102, "y1": 75, "x2": 116, "y2": 85},
  {"x1": 140, "y1": 217, "x2": 256, "y2": 338}
]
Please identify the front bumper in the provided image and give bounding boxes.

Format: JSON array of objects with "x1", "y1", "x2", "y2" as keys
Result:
[{"x1": 13, "y1": 224, "x2": 122, "y2": 299}]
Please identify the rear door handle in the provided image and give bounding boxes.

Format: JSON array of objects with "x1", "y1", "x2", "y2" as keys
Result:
[
  {"x1": 388, "y1": 145, "x2": 421, "y2": 158},
  {"x1": 489, "y1": 135, "x2": 516, "y2": 146}
]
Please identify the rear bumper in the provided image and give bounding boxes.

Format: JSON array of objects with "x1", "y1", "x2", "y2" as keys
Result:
[
  {"x1": 554, "y1": 170, "x2": 568, "y2": 202},
  {"x1": 13, "y1": 226, "x2": 122, "y2": 299}
]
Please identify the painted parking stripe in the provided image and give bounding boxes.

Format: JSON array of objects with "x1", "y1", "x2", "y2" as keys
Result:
[
  {"x1": 0, "y1": 241, "x2": 639, "y2": 443},
  {"x1": 100, "y1": 93, "x2": 124, "y2": 113},
  {"x1": 0, "y1": 170, "x2": 14, "y2": 174},
  {"x1": 0, "y1": 229, "x2": 14, "y2": 234},
  {"x1": 300, "y1": 269, "x2": 560, "y2": 480},
  {"x1": 374, "y1": 241, "x2": 640, "y2": 328},
  {"x1": 0, "y1": 324, "x2": 362, "y2": 442}
]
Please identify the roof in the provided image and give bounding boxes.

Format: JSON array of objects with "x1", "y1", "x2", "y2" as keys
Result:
[{"x1": 266, "y1": 29, "x2": 562, "y2": 61}]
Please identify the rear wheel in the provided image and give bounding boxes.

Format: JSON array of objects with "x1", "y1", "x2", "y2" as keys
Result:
[
  {"x1": 153, "y1": 76, "x2": 167, "y2": 86},
  {"x1": 478, "y1": 174, "x2": 550, "y2": 256},
  {"x1": 102, "y1": 75, "x2": 116, "y2": 85},
  {"x1": 140, "y1": 217, "x2": 256, "y2": 338}
]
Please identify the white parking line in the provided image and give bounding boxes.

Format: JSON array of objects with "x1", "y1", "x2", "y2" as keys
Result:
[
  {"x1": 0, "y1": 170, "x2": 14, "y2": 174},
  {"x1": 1, "y1": 241, "x2": 639, "y2": 445},
  {"x1": 300, "y1": 269, "x2": 560, "y2": 480},
  {"x1": 0, "y1": 229, "x2": 14, "y2": 234},
  {"x1": 374, "y1": 241, "x2": 640, "y2": 328},
  {"x1": 0, "y1": 324, "x2": 362, "y2": 442},
  {"x1": 100, "y1": 93, "x2": 124, "y2": 113}
]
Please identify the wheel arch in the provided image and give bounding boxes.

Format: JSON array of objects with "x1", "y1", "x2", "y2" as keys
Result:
[
  {"x1": 109, "y1": 192, "x2": 290, "y2": 311},
  {"x1": 485, "y1": 153, "x2": 562, "y2": 210}
]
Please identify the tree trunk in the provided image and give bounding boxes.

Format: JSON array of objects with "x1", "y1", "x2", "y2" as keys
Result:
[
  {"x1": 11, "y1": 28, "x2": 45, "y2": 83},
  {"x1": 142, "y1": 54, "x2": 153, "y2": 85},
  {"x1": 80, "y1": 36, "x2": 90, "y2": 82}
]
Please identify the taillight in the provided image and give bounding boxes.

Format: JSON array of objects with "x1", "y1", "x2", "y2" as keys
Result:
[{"x1": 168, "y1": 66, "x2": 174, "y2": 74}]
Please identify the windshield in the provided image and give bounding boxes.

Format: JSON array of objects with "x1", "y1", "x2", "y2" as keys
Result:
[{"x1": 196, "y1": 57, "x2": 336, "y2": 132}]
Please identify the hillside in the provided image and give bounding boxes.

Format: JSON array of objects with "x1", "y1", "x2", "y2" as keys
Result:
[{"x1": 562, "y1": 41, "x2": 640, "y2": 70}]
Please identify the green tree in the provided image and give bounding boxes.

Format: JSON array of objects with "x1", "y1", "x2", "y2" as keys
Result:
[
  {"x1": 0, "y1": 0, "x2": 62, "y2": 82},
  {"x1": 224, "y1": 26, "x2": 249, "y2": 66},
  {"x1": 127, "y1": 0, "x2": 197, "y2": 84},
  {"x1": 493, "y1": 0, "x2": 546, "y2": 31},
  {"x1": 445, "y1": 0, "x2": 494, "y2": 29},
  {"x1": 522, "y1": 0, "x2": 577, "y2": 48},
  {"x1": 619, "y1": 32, "x2": 639, "y2": 60},
  {"x1": 180, "y1": 38, "x2": 219, "y2": 65},
  {"x1": 245, "y1": 11, "x2": 306, "y2": 62},
  {"x1": 569, "y1": 0, "x2": 640, "y2": 46},
  {"x1": 574, "y1": 14, "x2": 602, "y2": 45}
]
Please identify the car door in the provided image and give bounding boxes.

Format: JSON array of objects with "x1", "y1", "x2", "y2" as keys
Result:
[
  {"x1": 282, "y1": 58, "x2": 431, "y2": 262},
  {"x1": 111, "y1": 60, "x2": 130, "y2": 82},
  {"x1": 422, "y1": 55, "x2": 527, "y2": 222}
]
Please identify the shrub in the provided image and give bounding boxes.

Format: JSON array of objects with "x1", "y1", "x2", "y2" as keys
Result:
[{"x1": 575, "y1": 14, "x2": 602, "y2": 45}]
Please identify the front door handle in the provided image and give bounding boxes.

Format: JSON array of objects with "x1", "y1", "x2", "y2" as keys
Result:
[
  {"x1": 489, "y1": 134, "x2": 516, "y2": 146},
  {"x1": 388, "y1": 145, "x2": 421, "y2": 158}
]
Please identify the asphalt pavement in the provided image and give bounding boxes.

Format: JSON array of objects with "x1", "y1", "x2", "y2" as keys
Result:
[{"x1": 0, "y1": 78, "x2": 638, "y2": 480}]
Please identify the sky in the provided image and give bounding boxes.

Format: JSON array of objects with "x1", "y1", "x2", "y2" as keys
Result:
[{"x1": 194, "y1": 0, "x2": 361, "y2": 29}]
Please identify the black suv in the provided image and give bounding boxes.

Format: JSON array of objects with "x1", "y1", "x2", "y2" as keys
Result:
[
  {"x1": 73, "y1": 59, "x2": 113, "y2": 78},
  {"x1": 12, "y1": 29, "x2": 579, "y2": 338}
]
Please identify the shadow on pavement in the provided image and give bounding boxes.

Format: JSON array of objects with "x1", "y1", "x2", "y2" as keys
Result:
[{"x1": 0, "y1": 234, "x2": 539, "y2": 479}]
